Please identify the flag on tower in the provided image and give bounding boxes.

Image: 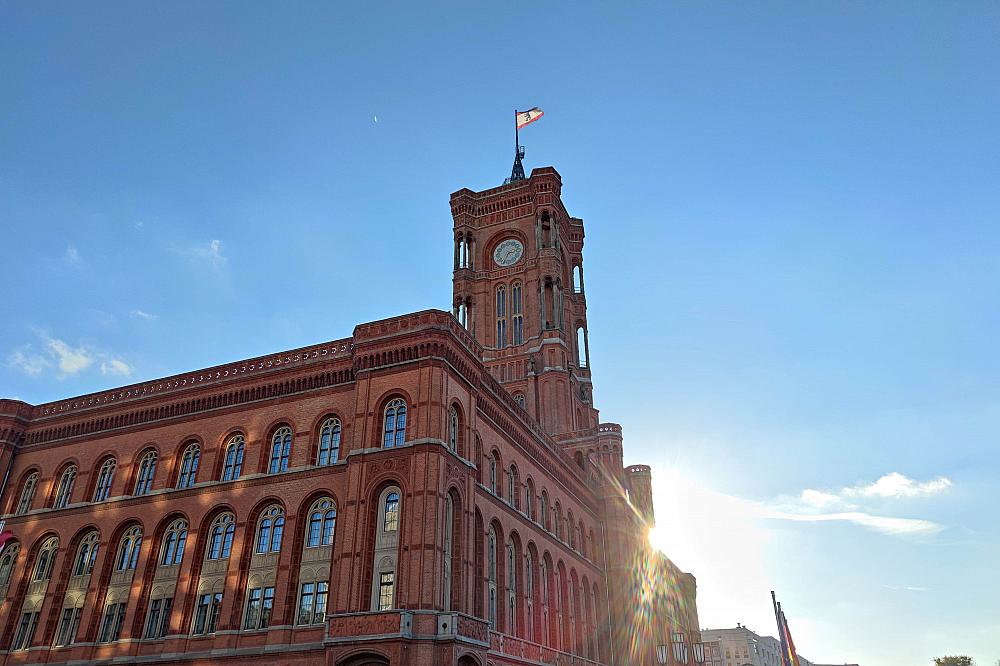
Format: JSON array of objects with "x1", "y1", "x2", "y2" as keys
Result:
[{"x1": 516, "y1": 107, "x2": 544, "y2": 129}]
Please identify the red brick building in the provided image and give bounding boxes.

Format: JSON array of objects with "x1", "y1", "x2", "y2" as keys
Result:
[{"x1": 0, "y1": 166, "x2": 702, "y2": 666}]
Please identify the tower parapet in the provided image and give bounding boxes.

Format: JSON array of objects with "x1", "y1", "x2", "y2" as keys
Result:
[{"x1": 626, "y1": 464, "x2": 655, "y2": 527}]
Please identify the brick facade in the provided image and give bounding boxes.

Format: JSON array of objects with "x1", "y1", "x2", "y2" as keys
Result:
[{"x1": 0, "y1": 167, "x2": 701, "y2": 666}]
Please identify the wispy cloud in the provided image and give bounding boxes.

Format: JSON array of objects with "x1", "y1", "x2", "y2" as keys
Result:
[
  {"x1": 776, "y1": 472, "x2": 953, "y2": 536},
  {"x1": 179, "y1": 239, "x2": 227, "y2": 273},
  {"x1": 130, "y1": 309, "x2": 158, "y2": 321},
  {"x1": 63, "y1": 245, "x2": 82, "y2": 267},
  {"x1": 7, "y1": 331, "x2": 132, "y2": 380},
  {"x1": 100, "y1": 359, "x2": 133, "y2": 377}
]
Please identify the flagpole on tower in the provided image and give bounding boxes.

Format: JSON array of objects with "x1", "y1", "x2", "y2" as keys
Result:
[{"x1": 508, "y1": 109, "x2": 527, "y2": 183}]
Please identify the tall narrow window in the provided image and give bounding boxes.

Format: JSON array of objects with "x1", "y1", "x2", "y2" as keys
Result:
[
  {"x1": 134, "y1": 451, "x2": 157, "y2": 496},
  {"x1": 573, "y1": 264, "x2": 583, "y2": 294},
  {"x1": 576, "y1": 325, "x2": 589, "y2": 368},
  {"x1": 306, "y1": 498, "x2": 337, "y2": 547},
  {"x1": 15, "y1": 473, "x2": 37, "y2": 515},
  {"x1": 255, "y1": 506, "x2": 285, "y2": 553},
  {"x1": 382, "y1": 398, "x2": 406, "y2": 448},
  {"x1": 489, "y1": 453, "x2": 499, "y2": 495},
  {"x1": 487, "y1": 527, "x2": 497, "y2": 629},
  {"x1": 448, "y1": 406, "x2": 459, "y2": 453},
  {"x1": 54, "y1": 465, "x2": 77, "y2": 508},
  {"x1": 525, "y1": 478, "x2": 535, "y2": 520},
  {"x1": 525, "y1": 551, "x2": 535, "y2": 642},
  {"x1": 116, "y1": 526, "x2": 142, "y2": 571},
  {"x1": 177, "y1": 443, "x2": 200, "y2": 488},
  {"x1": 508, "y1": 466, "x2": 518, "y2": 508},
  {"x1": 378, "y1": 573, "x2": 395, "y2": 611},
  {"x1": 540, "y1": 491, "x2": 549, "y2": 530},
  {"x1": 318, "y1": 417, "x2": 341, "y2": 465},
  {"x1": 269, "y1": 426, "x2": 292, "y2": 474},
  {"x1": 93, "y1": 459, "x2": 116, "y2": 501},
  {"x1": 383, "y1": 492, "x2": 399, "y2": 532},
  {"x1": 512, "y1": 281, "x2": 524, "y2": 345},
  {"x1": 208, "y1": 513, "x2": 235, "y2": 559},
  {"x1": 73, "y1": 531, "x2": 100, "y2": 576},
  {"x1": 507, "y1": 542, "x2": 517, "y2": 636},
  {"x1": 442, "y1": 493, "x2": 454, "y2": 610},
  {"x1": 222, "y1": 435, "x2": 245, "y2": 481},
  {"x1": 496, "y1": 284, "x2": 507, "y2": 348},
  {"x1": 160, "y1": 519, "x2": 188, "y2": 566}
]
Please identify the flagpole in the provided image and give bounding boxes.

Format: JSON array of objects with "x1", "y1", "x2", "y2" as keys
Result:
[{"x1": 515, "y1": 109, "x2": 519, "y2": 153}]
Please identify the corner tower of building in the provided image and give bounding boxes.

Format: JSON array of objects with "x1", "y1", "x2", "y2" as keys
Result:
[{"x1": 450, "y1": 167, "x2": 596, "y2": 439}]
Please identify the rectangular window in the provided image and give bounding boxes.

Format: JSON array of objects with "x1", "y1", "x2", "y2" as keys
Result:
[
  {"x1": 55, "y1": 607, "x2": 83, "y2": 647},
  {"x1": 98, "y1": 603, "x2": 126, "y2": 643},
  {"x1": 244, "y1": 588, "x2": 262, "y2": 629},
  {"x1": 144, "y1": 597, "x2": 172, "y2": 639},
  {"x1": 13, "y1": 611, "x2": 39, "y2": 651},
  {"x1": 261, "y1": 587, "x2": 275, "y2": 628},
  {"x1": 298, "y1": 582, "x2": 314, "y2": 625},
  {"x1": 378, "y1": 572, "x2": 394, "y2": 611},
  {"x1": 315, "y1": 581, "x2": 329, "y2": 624},
  {"x1": 194, "y1": 593, "x2": 222, "y2": 635}
]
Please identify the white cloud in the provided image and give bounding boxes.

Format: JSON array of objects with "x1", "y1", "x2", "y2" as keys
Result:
[
  {"x1": 842, "y1": 472, "x2": 952, "y2": 499},
  {"x1": 130, "y1": 309, "x2": 158, "y2": 321},
  {"x1": 7, "y1": 349, "x2": 50, "y2": 376},
  {"x1": 100, "y1": 359, "x2": 133, "y2": 377},
  {"x1": 45, "y1": 337, "x2": 93, "y2": 375},
  {"x1": 7, "y1": 331, "x2": 132, "y2": 380},
  {"x1": 63, "y1": 245, "x2": 82, "y2": 267},
  {"x1": 800, "y1": 488, "x2": 844, "y2": 508}
]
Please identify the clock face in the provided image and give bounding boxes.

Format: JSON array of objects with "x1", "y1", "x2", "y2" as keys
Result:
[{"x1": 493, "y1": 238, "x2": 524, "y2": 267}]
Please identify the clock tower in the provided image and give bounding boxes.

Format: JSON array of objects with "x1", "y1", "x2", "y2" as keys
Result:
[{"x1": 450, "y1": 166, "x2": 597, "y2": 439}]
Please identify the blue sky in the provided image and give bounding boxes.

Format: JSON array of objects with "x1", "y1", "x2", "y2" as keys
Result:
[{"x1": 2, "y1": 3, "x2": 998, "y2": 664}]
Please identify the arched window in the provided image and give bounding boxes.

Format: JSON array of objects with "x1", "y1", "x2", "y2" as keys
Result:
[
  {"x1": 177, "y1": 443, "x2": 200, "y2": 488},
  {"x1": 525, "y1": 551, "x2": 535, "y2": 642},
  {"x1": 513, "y1": 393, "x2": 526, "y2": 410},
  {"x1": 382, "y1": 398, "x2": 406, "y2": 448},
  {"x1": 442, "y1": 493, "x2": 454, "y2": 611},
  {"x1": 576, "y1": 325, "x2": 589, "y2": 368},
  {"x1": 317, "y1": 417, "x2": 341, "y2": 465},
  {"x1": 496, "y1": 284, "x2": 507, "y2": 348},
  {"x1": 512, "y1": 281, "x2": 524, "y2": 345},
  {"x1": 222, "y1": 435, "x2": 245, "y2": 481},
  {"x1": 540, "y1": 491, "x2": 549, "y2": 530},
  {"x1": 448, "y1": 406, "x2": 459, "y2": 453},
  {"x1": 33, "y1": 537, "x2": 58, "y2": 581},
  {"x1": 0, "y1": 543, "x2": 19, "y2": 585},
  {"x1": 487, "y1": 526, "x2": 498, "y2": 629},
  {"x1": 255, "y1": 506, "x2": 285, "y2": 554},
  {"x1": 268, "y1": 426, "x2": 292, "y2": 474},
  {"x1": 93, "y1": 458, "x2": 116, "y2": 501},
  {"x1": 115, "y1": 526, "x2": 142, "y2": 571},
  {"x1": 134, "y1": 450, "x2": 156, "y2": 496},
  {"x1": 506, "y1": 541, "x2": 517, "y2": 636},
  {"x1": 73, "y1": 531, "x2": 99, "y2": 576},
  {"x1": 54, "y1": 465, "x2": 77, "y2": 508},
  {"x1": 489, "y1": 452, "x2": 499, "y2": 495},
  {"x1": 508, "y1": 465, "x2": 519, "y2": 509},
  {"x1": 540, "y1": 559, "x2": 550, "y2": 646},
  {"x1": 456, "y1": 300, "x2": 469, "y2": 329},
  {"x1": 525, "y1": 478, "x2": 535, "y2": 521},
  {"x1": 383, "y1": 492, "x2": 400, "y2": 532},
  {"x1": 15, "y1": 473, "x2": 37, "y2": 515},
  {"x1": 554, "y1": 501, "x2": 563, "y2": 539},
  {"x1": 207, "y1": 513, "x2": 235, "y2": 560},
  {"x1": 573, "y1": 264, "x2": 583, "y2": 294},
  {"x1": 306, "y1": 498, "x2": 337, "y2": 548},
  {"x1": 371, "y1": 486, "x2": 402, "y2": 611},
  {"x1": 567, "y1": 511, "x2": 576, "y2": 549},
  {"x1": 160, "y1": 519, "x2": 188, "y2": 566}
]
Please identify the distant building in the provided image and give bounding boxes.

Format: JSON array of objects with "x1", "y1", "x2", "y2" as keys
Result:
[{"x1": 701, "y1": 625, "x2": 808, "y2": 666}]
